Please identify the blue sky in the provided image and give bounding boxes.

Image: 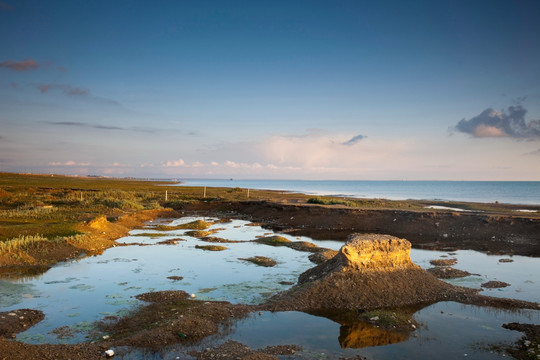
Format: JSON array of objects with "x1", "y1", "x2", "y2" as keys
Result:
[{"x1": 1, "y1": 0, "x2": 540, "y2": 180}]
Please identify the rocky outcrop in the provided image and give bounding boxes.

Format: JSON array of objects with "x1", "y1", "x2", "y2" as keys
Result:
[{"x1": 265, "y1": 233, "x2": 472, "y2": 311}]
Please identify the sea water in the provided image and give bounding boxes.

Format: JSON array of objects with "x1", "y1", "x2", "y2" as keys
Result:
[{"x1": 176, "y1": 179, "x2": 540, "y2": 205}]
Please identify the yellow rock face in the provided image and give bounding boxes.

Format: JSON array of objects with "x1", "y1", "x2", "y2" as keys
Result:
[{"x1": 339, "y1": 234, "x2": 415, "y2": 270}]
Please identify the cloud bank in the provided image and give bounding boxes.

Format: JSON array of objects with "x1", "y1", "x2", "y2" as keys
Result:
[{"x1": 454, "y1": 105, "x2": 540, "y2": 139}]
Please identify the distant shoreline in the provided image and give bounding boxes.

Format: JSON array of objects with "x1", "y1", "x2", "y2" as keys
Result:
[{"x1": 175, "y1": 179, "x2": 540, "y2": 206}]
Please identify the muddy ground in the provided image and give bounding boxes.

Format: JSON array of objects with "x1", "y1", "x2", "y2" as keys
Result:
[{"x1": 176, "y1": 201, "x2": 540, "y2": 256}]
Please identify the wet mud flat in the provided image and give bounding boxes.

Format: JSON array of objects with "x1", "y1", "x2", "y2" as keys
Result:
[
  {"x1": 1, "y1": 206, "x2": 540, "y2": 359},
  {"x1": 184, "y1": 201, "x2": 540, "y2": 256}
]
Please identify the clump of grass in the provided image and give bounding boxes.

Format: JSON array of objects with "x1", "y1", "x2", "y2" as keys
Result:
[
  {"x1": 195, "y1": 245, "x2": 227, "y2": 251},
  {"x1": 238, "y1": 256, "x2": 277, "y2": 267},
  {"x1": 63, "y1": 234, "x2": 89, "y2": 246},
  {"x1": 0, "y1": 205, "x2": 58, "y2": 219},
  {"x1": 0, "y1": 234, "x2": 52, "y2": 253},
  {"x1": 307, "y1": 197, "x2": 357, "y2": 207},
  {"x1": 255, "y1": 236, "x2": 291, "y2": 246}
]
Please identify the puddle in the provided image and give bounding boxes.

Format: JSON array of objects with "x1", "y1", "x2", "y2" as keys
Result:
[
  {"x1": 410, "y1": 249, "x2": 540, "y2": 302},
  {"x1": 0, "y1": 217, "x2": 539, "y2": 358}
]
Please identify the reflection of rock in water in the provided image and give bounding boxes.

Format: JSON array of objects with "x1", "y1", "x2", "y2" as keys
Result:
[
  {"x1": 339, "y1": 321, "x2": 408, "y2": 349},
  {"x1": 310, "y1": 308, "x2": 417, "y2": 349}
]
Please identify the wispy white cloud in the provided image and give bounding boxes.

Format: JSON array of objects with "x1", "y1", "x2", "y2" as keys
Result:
[
  {"x1": 162, "y1": 159, "x2": 185, "y2": 167},
  {"x1": 49, "y1": 160, "x2": 91, "y2": 166}
]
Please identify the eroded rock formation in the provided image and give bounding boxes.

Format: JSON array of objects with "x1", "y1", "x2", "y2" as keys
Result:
[{"x1": 265, "y1": 233, "x2": 471, "y2": 311}]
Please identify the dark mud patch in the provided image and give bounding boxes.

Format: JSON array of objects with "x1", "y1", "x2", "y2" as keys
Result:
[
  {"x1": 0, "y1": 338, "x2": 104, "y2": 360},
  {"x1": 135, "y1": 290, "x2": 190, "y2": 303},
  {"x1": 49, "y1": 325, "x2": 76, "y2": 340},
  {"x1": 238, "y1": 256, "x2": 277, "y2": 267},
  {"x1": 499, "y1": 258, "x2": 514, "y2": 263},
  {"x1": 167, "y1": 276, "x2": 184, "y2": 281},
  {"x1": 502, "y1": 323, "x2": 540, "y2": 359},
  {"x1": 101, "y1": 290, "x2": 252, "y2": 351},
  {"x1": 427, "y1": 267, "x2": 473, "y2": 279},
  {"x1": 0, "y1": 309, "x2": 44, "y2": 338},
  {"x1": 192, "y1": 201, "x2": 540, "y2": 257},
  {"x1": 117, "y1": 242, "x2": 152, "y2": 247},
  {"x1": 481, "y1": 281, "x2": 511, "y2": 289},
  {"x1": 157, "y1": 238, "x2": 185, "y2": 245},
  {"x1": 429, "y1": 258, "x2": 458, "y2": 266},
  {"x1": 190, "y1": 340, "x2": 301, "y2": 359},
  {"x1": 279, "y1": 281, "x2": 295, "y2": 285},
  {"x1": 200, "y1": 236, "x2": 246, "y2": 243}
]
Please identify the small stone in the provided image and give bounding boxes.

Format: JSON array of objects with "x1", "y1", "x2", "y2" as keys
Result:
[
  {"x1": 102, "y1": 335, "x2": 110, "y2": 340},
  {"x1": 190, "y1": 293, "x2": 196, "y2": 298},
  {"x1": 524, "y1": 340, "x2": 531, "y2": 347},
  {"x1": 105, "y1": 349, "x2": 114, "y2": 357},
  {"x1": 370, "y1": 316, "x2": 379, "y2": 321},
  {"x1": 8, "y1": 313, "x2": 16, "y2": 316}
]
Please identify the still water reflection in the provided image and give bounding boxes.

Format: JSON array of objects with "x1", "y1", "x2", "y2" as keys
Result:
[{"x1": 0, "y1": 217, "x2": 538, "y2": 358}]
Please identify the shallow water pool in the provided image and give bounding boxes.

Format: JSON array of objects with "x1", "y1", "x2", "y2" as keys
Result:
[{"x1": 0, "y1": 216, "x2": 538, "y2": 359}]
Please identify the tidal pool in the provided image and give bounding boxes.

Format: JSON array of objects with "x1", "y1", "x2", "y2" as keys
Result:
[{"x1": 0, "y1": 217, "x2": 539, "y2": 359}]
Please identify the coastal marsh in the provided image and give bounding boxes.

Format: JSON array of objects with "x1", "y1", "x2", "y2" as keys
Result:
[{"x1": 1, "y1": 216, "x2": 539, "y2": 359}]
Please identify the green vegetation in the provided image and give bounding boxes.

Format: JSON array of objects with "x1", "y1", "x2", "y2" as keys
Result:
[
  {"x1": 0, "y1": 234, "x2": 50, "y2": 253},
  {"x1": 307, "y1": 196, "x2": 421, "y2": 209},
  {"x1": 255, "y1": 235, "x2": 291, "y2": 246},
  {"x1": 154, "y1": 220, "x2": 211, "y2": 231},
  {"x1": 307, "y1": 197, "x2": 357, "y2": 207},
  {"x1": 185, "y1": 229, "x2": 220, "y2": 238},
  {"x1": 238, "y1": 256, "x2": 277, "y2": 267},
  {"x1": 195, "y1": 245, "x2": 227, "y2": 251}
]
